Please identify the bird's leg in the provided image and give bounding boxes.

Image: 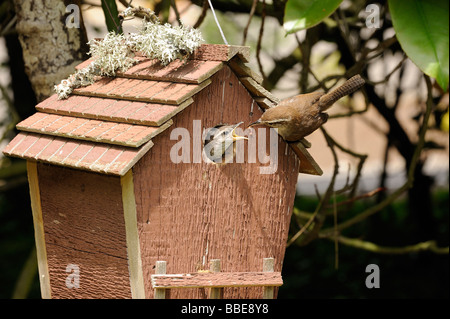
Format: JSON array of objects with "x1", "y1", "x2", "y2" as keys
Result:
[{"x1": 299, "y1": 138, "x2": 311, "y2": 148}]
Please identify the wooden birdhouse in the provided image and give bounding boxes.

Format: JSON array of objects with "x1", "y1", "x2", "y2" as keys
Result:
[{"x1": 3, "y1": 44, "x2": 322, "y2": 299}]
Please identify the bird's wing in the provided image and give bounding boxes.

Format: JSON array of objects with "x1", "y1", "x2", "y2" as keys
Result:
[{"x1": 277, "y1": 92, "x2": 324, "y2": 113}]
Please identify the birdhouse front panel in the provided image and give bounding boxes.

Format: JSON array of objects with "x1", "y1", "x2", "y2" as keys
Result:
[
  {"x1": 132, "y1": 65, "x2": 300, "y2": 298},
  {"x1": 34, "y1": 163, "x2": 131, "y2": 298}
]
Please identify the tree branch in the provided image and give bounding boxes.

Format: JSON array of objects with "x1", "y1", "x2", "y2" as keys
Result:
[
  {"x1": 189, "y1": 0, "x2": 285, "y2": 23},
  {"x1": 325, "y1": 187, "x2": 385, "y2": 209},
  {"x1": 242, "y1": 0, "x2": 257, "y2": 46},
  {"x1": 193, "y1": 0, "x2": 208, "y2": 28},
  {"x1": 265, "y1": 48, "x2": 299, "y2": 91},
  {"x1": 256, "y1": 0, "x2": 266, "y2": 81},
  {"x1": 330, "y1": 236, "x2": 449, "y2": 254}
]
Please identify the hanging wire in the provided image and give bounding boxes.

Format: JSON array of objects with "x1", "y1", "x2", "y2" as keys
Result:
[{"x1": 207, "y1": 0, "x2": 228, "y2": 45}]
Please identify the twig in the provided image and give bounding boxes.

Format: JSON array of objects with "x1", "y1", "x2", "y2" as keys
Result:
[
  {"x1": 119, "y1": 6, "x2": 159, "y2": 22},
  {"x1": 366, "y1": 55, "x2": 407, "y2": 86},
  {"x1": 333, "y1": 193, "x2": 339, "y2": 269},
  {"x1": 265, "y1": 48, "x2": 300, "y2": 91},
  {"x1": 171, "y1": 0, "x2": 182, "y2": 25},
  {"x1": 296, "y1": 32, "x2": 313, "y2": 93},
  {"x1": 294, "y1": 33, "x2": 328, "y2": 92},
  {"x1": 242, "y1": 0, "x2": 258, "y2": 46},
  {"x1": 334, "y1": 9, "x2": 356, "y2": 60},
  {"x1": 326, "y1": 187, "x2": 385, "y2": 208},
  {"x1": 328, "y1": 100, "x2": 369, "y2": 119},
  {"x1": 256, "y1": 0, "x2": 267, "y2": 81},
  {"x1": 321, "y1": 127, "x2": 368, "y2": 208},
  {"x1": 377, "y1": 139, "x2": 391, "y2": 203},
  {"x1": 330, "y1": 236, "x2": 449, "y2": 255},
  {"x1": 350, "y1": 36, "x2": 398, "y2": 76},
  {"x1": 118, "y1": 0, "x2": 133, "y2": 9},
  {"x1": 292, "y1": 206, "x2": 314, "y2": 220},
  {"x1": 81, "y1": 0, "x2": 101, "y2": 8},
  {"x1": 0, "y1": 14, "x2": 17, "y2": 37},
  {"x1": 193, "y1": 0, "x2": 208, "y2": 28},
  {"x1": 287, "y1": 209, "x2": 318, "y2": 247},
  {"x1": 365, "y1": 36, "x2": 398, "y2": 61}
]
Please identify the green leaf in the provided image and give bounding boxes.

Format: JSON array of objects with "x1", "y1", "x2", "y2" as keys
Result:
[
  {"x1": 101, "y1": 0, "x2": 123, "y2": 34},
  {"x1": 283, "y1": 0, "x2": 343, "y2": 34},
  {"x1": 389, "y1": 0, "x2": 449, "y2": 91}
]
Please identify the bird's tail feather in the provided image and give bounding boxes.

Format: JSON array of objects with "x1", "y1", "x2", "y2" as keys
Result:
[{"x1": 318, "y1": 75, "x2": 365, "y2": 110}]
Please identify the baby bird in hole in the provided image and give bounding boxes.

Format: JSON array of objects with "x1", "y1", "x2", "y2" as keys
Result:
[{"x1": 203, "y1": 122, "x2": 248, "y2": 164}]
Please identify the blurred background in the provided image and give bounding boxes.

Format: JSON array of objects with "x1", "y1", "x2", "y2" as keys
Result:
[{"x1": 0, "y1": 0, "x2": 448, "y2": 299}]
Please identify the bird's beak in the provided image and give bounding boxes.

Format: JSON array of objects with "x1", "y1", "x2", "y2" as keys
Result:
[
  {"x1": 231, "y1": 122, "x2": 248, "y2": 141},
  {"x1": 248, "y1": 119, "x2": 261, "y2": 128}
]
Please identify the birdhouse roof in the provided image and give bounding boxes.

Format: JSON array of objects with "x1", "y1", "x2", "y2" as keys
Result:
[{"x1": 3, "y1": 44, "x2": 280, "y2": 176}]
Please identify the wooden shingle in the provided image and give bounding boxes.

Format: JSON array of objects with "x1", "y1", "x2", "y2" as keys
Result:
[
  {"x1": 16, "y1": 113, "x2": 172, "y2": 147},
  {"x1": 3, "y1": 132, "x2": 154, "y2": 175}
]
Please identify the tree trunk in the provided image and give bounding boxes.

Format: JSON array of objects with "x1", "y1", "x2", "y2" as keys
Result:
[
  {"x1": 4, "y1": 33, "x2": 37, "y2": 120},
  {"x1": 12, "y1": 0, "x2": 89, "y2": 102}
]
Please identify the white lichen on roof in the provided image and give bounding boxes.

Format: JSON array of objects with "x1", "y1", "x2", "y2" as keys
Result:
[{"x1": 54, "y1": 8, "x2": 204, "y2": 100}]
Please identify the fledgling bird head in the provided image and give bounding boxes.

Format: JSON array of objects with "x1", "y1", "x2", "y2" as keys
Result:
[{"x1": 203, "y1": 122, "x2": 248, "y2": 164}]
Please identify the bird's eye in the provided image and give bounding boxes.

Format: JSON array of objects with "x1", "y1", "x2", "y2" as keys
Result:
[{"x1": 222, "y1": 131, "x2": 227, "y2": 136}]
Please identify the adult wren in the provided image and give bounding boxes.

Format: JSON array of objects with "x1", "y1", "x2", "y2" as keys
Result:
[{"x1": 249, "y1": 75, "x2": 365, "y2": 142}]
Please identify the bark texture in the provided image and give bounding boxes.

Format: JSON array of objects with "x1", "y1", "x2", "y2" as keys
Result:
[{"x1": 13, "y1": 0, "x2": 89, "y2": 102}]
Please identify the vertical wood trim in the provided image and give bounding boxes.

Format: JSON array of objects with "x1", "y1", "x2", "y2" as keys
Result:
[
  {"x1": 121, "y1": 169, "x2": 146, "y2": 299},
  {"x1": 209, "y1": 259, "x2": 223, "y2": 299},
  {"x1": 262, "y1": 258, "x2": 275, "y2": 299},
  {"x1": 154, "y1": 261, "x2": 167, "y2": 299},
  {"x1": 26, "y1": 161, "x2": 51, "y2": 299}
]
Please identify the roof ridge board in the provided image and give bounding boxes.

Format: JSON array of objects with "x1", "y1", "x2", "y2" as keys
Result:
[{"x1": 191, "y1": 44, "x2": 250, "y2": 63}]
